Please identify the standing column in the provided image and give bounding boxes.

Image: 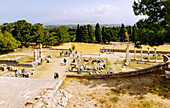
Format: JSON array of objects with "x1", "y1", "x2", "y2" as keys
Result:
[
  {"x1": 134, "y1": 46, "x2": 136, "y2": 60},
  {"x1": 154, "y1": 48, "x2": 157, "y2": 62},
  {"x1": 141, "y1": 47, "x2": 143, "y2": 61},
  {"x1": 39, "y1": 44, "x2": 42, "y2": 58},
  {"x1": 127, "y1": 44, "x2": 129, "y2": 61},
  {"x1": 126, "y1": 45, "x2": 129, "y2": 63},
  {"x1": 148, "y1": 47, "x2": 150, "y2": 61},
  {"x1": 34, "y1": 49, "x2": 37, "y2": 61}
]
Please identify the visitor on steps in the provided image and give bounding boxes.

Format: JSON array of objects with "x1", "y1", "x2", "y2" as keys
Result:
[
  {"x1": 63, "y1": 58, "x2": 67, "y2": 65},
  {"x1": 15, "y1": 69, "x2": 18, "y2": 77},
  {"x1": 54, "y1": 73, "x2": 59, "y2": 79}
]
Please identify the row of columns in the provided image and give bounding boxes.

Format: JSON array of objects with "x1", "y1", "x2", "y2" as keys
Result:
[
  {"x1": 134, "y1": 46, "x2": 157, "y2": 62},
  {"x1": 34, "y1": 44, "x2": 42, "y2": 61}
]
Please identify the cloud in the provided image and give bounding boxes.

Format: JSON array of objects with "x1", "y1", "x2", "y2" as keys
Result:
[
  {"x1": 64, "y1": 5, "x2": 119, "y2": 16},
  {"x1": 42, "y1": 5, "x2": 120, "y2": 24}
]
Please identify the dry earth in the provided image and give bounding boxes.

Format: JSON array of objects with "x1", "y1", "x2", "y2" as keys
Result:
[{"x1": 60, "y1": 73, "x2": 170, "y2": 108}]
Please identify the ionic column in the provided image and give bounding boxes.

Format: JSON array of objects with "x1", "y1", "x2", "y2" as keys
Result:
[
  {"x1": 154, "y1": 48, "x2": 157, "y2": 62},
  {"x1": 34, "y1": 49, "x2": 37, "y2": 61},
  {"x1": 141, "y1": 47, "x2": 143, "y2": 61},
  {"x1": 148, "y1": 47, "x2": 150, "y2": 61}
]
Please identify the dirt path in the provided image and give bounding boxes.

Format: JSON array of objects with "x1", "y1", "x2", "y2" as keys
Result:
[{"x1": 30, "y1": 57, "x2": 71, "y2": 79}]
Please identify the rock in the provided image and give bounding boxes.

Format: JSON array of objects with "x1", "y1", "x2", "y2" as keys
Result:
[
  {"x1": 47, "y1": 58, "x2": 52, "y2": 63},
  {"x1": 165, "y1": 71, "x2": 170, "y2": 79}
]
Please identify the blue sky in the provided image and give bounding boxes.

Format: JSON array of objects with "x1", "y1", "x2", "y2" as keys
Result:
[{"x1": 0, "y1": 0, "x2": 146, "y2": 25}]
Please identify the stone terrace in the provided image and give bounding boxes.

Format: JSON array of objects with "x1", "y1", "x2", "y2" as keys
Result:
[{"x1": 0, "y1": 77, "x2": 58, "y2": 108}]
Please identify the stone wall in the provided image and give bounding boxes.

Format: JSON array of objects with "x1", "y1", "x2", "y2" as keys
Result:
[
  {"x1": 100, "y1": 48, "x2": 170, "y2": 54},
  {"x1": 0, "y1": 59, "x2": 35, "y2": 67},
  {"x1": 67, "y1": 55, "x2": 170, "y2": 79}
]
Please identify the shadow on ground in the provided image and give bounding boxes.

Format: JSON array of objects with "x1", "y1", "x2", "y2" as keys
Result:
[{"x1": 77, "y1": 71, "x2": 170, "y2": 99}]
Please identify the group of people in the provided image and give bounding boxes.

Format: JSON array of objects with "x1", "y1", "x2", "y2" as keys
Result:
[
  {"x1": 15, "y1": 69, "x2": 29, "y2": 78},
  {"x1": 60, "y1": 49, "x2": 77, "y2": 58}
]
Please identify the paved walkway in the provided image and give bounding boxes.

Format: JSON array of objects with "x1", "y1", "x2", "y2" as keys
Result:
[
  {"x1": 30, "y1": 57, "x2": 72, "y2": 79},
  {"x1": 0, "y1": 56, "x2": 72, "y2": 108},
  {"x1": 0, "y1": 77, "x2": 57, "y2": 108}
]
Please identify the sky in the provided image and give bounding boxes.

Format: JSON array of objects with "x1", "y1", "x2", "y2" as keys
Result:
[{"x1": 0, "y1": 0, "x2": 147, "y2": 25}]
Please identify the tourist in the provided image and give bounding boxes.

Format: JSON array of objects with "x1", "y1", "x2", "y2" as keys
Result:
[
  {"x1": 60, "y1": 52, "x2": 62, "y2": 57},
  {"x1": 15, "y1": 69, "x2": 18, "y2": 77},
  {"x1": 73, "y1": 53, "x2": 75, "y2": 58},
  {"x1": 63, "y1": 58, "x2": 67, "y2": 65},
  {"x1": 54, "y1": 73, "x2": 59, "y2": 79},
  {"x1": 80, "y1": 66, "x2": 83, "y2": 74},
  {"x1": 77, "y1": 68, "x2": 80, "y2": 74},
  {"x1": 21, "y1": 69, "x2": 24, "y2": 78},
  {"x1": 23, "y1": 69, "x2": 26, "y2": 78},
  {"x1": 66, "y1": 51, "x2": 68, "y2": 56},
  {"x1": 68, "y1": 52, "x2": 70, "y2": 57},
  {"x1": 75, "y1": 50, "x2": 77, "y2": 55},
  {"x1": 69, "y1": 48, "x2": 72, "y2": 53}
]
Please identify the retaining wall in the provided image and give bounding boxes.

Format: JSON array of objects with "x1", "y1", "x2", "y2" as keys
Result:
[
  {"x1": 67, "y1": 55, "x2": 170, "y2": 79},
  {"x1": 0, "y1": 59, "x2": 35, "y2": 67},
  {"x1": 100, "y1": 48, "x2": 170, "y2": 54}
]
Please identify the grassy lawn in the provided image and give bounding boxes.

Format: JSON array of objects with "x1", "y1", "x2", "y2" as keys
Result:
[
  {"x1": 130, "y1": 55, "x2": 163, "y2": 61},
  {"x1": 125, "y1": 60, "x2": 159, "y2": 70}
]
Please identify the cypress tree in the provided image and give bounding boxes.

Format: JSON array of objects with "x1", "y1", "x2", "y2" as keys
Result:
[
  {"x1": 102, "y1": 26, "x2": 106, "y2": 44},
  {"x1": 87, "y1": 24, "x2": 95, "y2": 43},
  {"x1": 95, "y1": 23, "x2": 102, "y2": 43},
  {"x1": 75, "y1": 24, "x2": 81, "y2": 42}
]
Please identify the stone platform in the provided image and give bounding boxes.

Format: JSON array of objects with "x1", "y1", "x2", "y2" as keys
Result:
[{"x1": 0, "y1": 77, "x2": 58, "y2": 108}]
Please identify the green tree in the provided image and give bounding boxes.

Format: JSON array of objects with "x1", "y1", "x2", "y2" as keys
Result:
[
  {"x1": 79, "y1": 25, "x2": 89, "y2": 42},
  {"x1": 75, "y1": 24, "x2": 81, "y2": 42},
  {"x1": 12, "y1": 20, "x2": 32, "y2": 47},
  {"x1": 31, "y1": 23, "x2": 44, "y2": 45},
  {"x1": 133, "y1": 0, "x2": 170, "y2": 46},
  {"x1": 87, "y1": 24, "x2": 95, "y2": 43},
  {"x1": 119, "y1": 23, "x2": 126, "y2": 42},
  {"x1": 48, "y1": 26, "x2": 70, "y2": 45},
  {"x1": 95, "y1": 23, "x2": 102, "y2": 43},
  {"x1": 102, "y1": 26, "x2": 106, "y2": 44},
  {"x1": 0, "y1": 32, "x2": 21, "y2": 51},
  {"x1": 43, "y1": 30, "x2": 50, "y2": 47}
]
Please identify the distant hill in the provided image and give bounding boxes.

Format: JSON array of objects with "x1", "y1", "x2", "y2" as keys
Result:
[{"x1": 44, "y1": 24, "x2": 122, "y2": 29}]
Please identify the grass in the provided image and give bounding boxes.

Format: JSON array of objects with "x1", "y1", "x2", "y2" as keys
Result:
[
  {"x1": 53, "y1": 42, "x2": 170, "y2": 54},
  {"x1": 111, "y1": 89, "x2": 121, "y2": 95},
  {"x1": 147, "y1": 79, "x2": 170, "y2": 98},
  {"x1": 98, "y1": 99, "x2": 107, "y2": 104},
  {"x1": 110, "y1": 97, "x2": 119, "y2": 103},
  {"x1": 141, "y1": 100, "x2": 152, "y2": 108},
  {"x1": 125, "y1": 60, "x2": 159, "y2": 70}
]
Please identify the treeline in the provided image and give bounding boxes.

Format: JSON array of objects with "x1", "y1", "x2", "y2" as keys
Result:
[
  {"x1": 0, "y1": 20, "x2": 71, "y2": 51},
  {"x1": 0, "y1": 20, "x2": 133, "y2": 52},
  {"x1": 75, "y1": 23, "x2": 130, "y2": 44}
]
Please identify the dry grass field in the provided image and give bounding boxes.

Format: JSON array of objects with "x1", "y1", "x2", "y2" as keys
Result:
[
  {"x1": 61, "y1": 73, "x2": 170, "y2": 108},
  {"x1": 53, "y1": 42, "x2": 170, "y2": 54}
]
